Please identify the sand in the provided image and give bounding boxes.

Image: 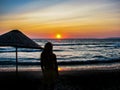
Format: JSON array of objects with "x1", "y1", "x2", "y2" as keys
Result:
[{"x1": 0, "y1": 69, "x2": 120, "y2": 90}]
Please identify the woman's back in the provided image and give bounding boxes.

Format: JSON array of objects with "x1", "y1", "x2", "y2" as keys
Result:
[{"x1": 41, "y1": 52, "x2": 57, "y2": 70}]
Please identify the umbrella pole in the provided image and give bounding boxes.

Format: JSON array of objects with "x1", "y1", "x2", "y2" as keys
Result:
[{"x1": 16, "y1": 47, "x2": 18, "y2": 77}]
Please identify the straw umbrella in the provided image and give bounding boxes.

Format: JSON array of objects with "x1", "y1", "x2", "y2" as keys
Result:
[{"x1": 0, "y1": 30, "x2": 43, "y2": 75}]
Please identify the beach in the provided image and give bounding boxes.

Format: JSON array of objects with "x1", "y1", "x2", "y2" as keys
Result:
[
  {"x1": 0, "y1": 68, "x2": 120, "y2": 90},
  {"x1": 0, "y1": 39, "x2": 120, "y2": 90}
]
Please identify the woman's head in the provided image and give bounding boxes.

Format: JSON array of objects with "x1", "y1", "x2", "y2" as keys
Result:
[{"x1": 44, "y1": 42, "x2": 53, "y2": 52}]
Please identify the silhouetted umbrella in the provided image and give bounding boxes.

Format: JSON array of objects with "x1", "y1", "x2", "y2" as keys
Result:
[{"x1": 0, "y1": 30, "x2": 43, "y2": 75}]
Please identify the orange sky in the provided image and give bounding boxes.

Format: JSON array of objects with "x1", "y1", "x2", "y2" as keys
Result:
[{"x1": 0, "y1": 0, "x2": 120, "y2": 39}]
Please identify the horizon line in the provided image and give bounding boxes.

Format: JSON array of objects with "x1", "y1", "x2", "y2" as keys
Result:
[{"x1": 32, "y1": 37, "x2": 120, "y2": 40}]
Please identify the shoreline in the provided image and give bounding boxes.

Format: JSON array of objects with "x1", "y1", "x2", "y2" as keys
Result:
[{"x1": 0, "y1": 61, "x2": 120, "y2": 72}]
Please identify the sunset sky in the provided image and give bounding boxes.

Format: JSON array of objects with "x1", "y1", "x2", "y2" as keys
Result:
[{"x1": 0, "y1": 0, "x2": 120, "y2": 39}]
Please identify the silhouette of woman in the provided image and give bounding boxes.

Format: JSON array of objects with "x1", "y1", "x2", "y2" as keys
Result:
[{"x1": 41, "y1": 42, "x2": 59, "y2": 90}]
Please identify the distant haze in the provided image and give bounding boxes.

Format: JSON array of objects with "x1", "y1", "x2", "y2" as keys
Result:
[{"x1": 0, "y1": 0, "x2": 120, "y2": 39}]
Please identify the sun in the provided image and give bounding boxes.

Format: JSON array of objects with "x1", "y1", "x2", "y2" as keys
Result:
[{"x1": 56, "y1": 34, "x2": 62, "y2": 39}]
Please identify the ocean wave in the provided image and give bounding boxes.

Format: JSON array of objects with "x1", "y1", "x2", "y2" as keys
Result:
[
  {"x1": 58, "y1": 59, "x2": 120, "y2": 65},
  {"x1": 18, "y1": 49, "x2": 41, "y2": 52},
  {"x1": 0, "y1": 39, "x2": 120, "y2": 66},
  {"x1": 0, "y1": 58, "x2": 119, "y2": 65},
  {"x1": 113, "y1": 42, "x2": 120, "y2": 48},
  {"x1": 0, "y1": 50, "x2": 16, "y2": 53},
  {"x1": 53, "y1": 49, "x2": 65, "y2": 52},
  {"x1": 54, "y1": 43, "x2": 101, "y2": 46},
  {"x1": 92, "y1": 55, "x2": 108, "y2": 59},
  {"x1": 0, "y1": 61, "x2": 15, "y2": 65},
  {"x1": 54, "y1": 43, "x2": 81, "y2": 46},
  {"x1": 0, "y1": 61, "x2": 40, "y2": 65},
  {"x1": 0, "y1": 58, "x2": 15, "y2": 61},
  {"x1": 0, "y1": 48, "x2": 42, "y2": 53},
  {"x1": 53, "y1": 42, "x2": 116, "y2": 46},
  {"x1": 0, "y1": 47, "x2": 14, "y2": 52}
]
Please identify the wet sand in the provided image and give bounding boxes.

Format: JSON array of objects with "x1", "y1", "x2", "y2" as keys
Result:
[{"x1": 0, "y1": 69, "x2": 120, "y2": 90}]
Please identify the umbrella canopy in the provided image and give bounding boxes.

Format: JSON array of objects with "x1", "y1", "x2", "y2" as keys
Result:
[
  {"x1": 0, "y1": 30, "x2": 42, "y2": 49},
  {"x1": 0, "y1": 30, "x2": 43, "y2": 75}
]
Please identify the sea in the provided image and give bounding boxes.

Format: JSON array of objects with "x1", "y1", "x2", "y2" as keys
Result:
[{"x1": 0, "y1": 39, "x2": 120, "y2": 72}]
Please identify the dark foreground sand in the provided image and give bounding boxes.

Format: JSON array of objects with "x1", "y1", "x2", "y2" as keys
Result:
[{"x1": 0, "y1": 69, "x2": 120, "y2": 90}]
